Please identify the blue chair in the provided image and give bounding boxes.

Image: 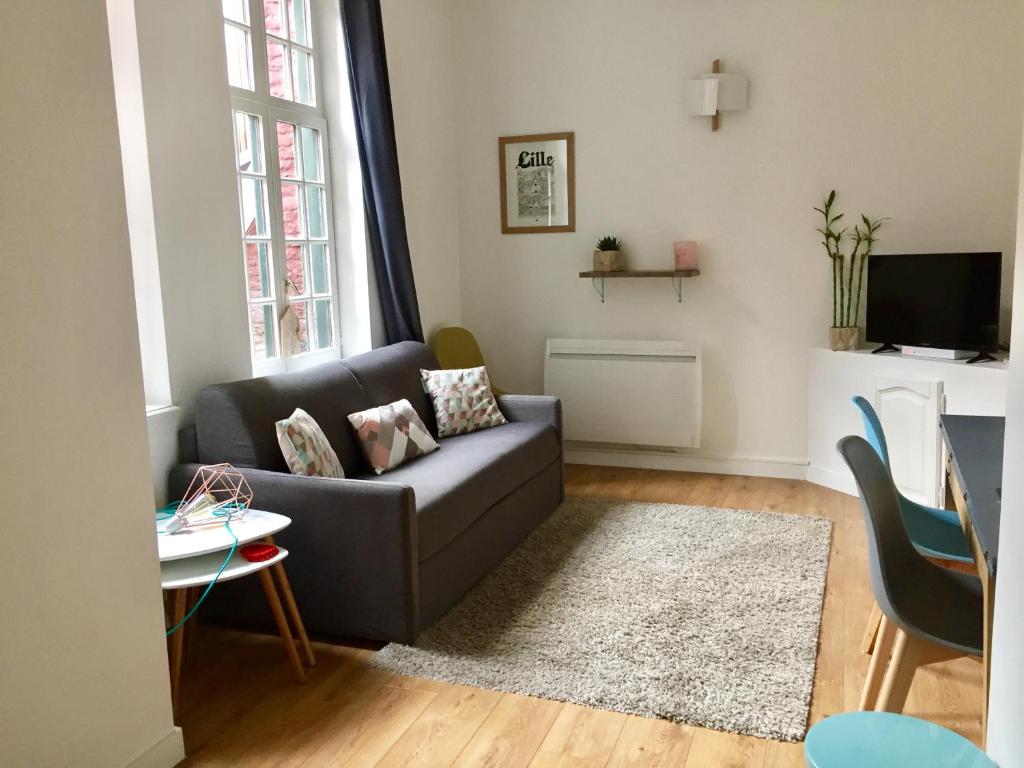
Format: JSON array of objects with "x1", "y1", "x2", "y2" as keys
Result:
[
  {"x1": 805, "y1": 712, "x2": 994, "y2": 768},
  {"x1": 851, "y1": 396, "x2": 971, "y2": 562}
]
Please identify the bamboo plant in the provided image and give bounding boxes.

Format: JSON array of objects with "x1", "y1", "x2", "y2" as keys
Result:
[{"x1": 815, "y1": 190, "x2": 887, "y2": 328}]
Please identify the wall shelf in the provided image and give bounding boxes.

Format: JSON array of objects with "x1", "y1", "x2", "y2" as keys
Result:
[{"x1": 578, "y1": 269, "x2": 701, "y2": 303}]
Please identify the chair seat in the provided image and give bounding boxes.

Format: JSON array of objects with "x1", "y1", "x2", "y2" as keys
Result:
[
  {"x1": 358, "y1": 421, "x2": 560, "y2": 560},
  {"x1": 805, "y1": 712, "x2": 994, "y2": 768},
  {"x1": 900, "y1": 497, "x2": 973, "y2": 562}
]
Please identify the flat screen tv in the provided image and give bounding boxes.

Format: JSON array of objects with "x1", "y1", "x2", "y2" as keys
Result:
[{"x1": 865, "y1": 252, "x2": 1001, "y2": 359}]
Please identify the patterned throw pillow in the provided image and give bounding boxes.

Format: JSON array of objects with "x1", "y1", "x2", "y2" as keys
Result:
[
  {"x1": 420, "y1": 366, "x2": 507, "y2": 438},
  {"x1": 275, "y1": 408, "x2": 345, "y2": 478},
  {"x1": 347, "y1": 399, "x2": 440, "y2": 475}
]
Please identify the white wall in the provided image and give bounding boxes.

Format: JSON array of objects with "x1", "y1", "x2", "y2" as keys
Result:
[
  {"x1": 0, "y1": 1, "x2": 182, "y2": 765},
  {"x1": 988, "y1": 119, "x2": 1024, "y2": 765},
  {"x1": 450, "y1": 0, "x2": 1023, "y2": 470},
  {"x1": 382, "y1": 0, "x2": 464, "y2": 338}
]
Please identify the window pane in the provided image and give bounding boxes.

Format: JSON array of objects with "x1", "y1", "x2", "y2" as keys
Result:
[
  {"x1": 263, "y1": 0, "x2": 285, "y2": 37},
  {"x1": 310, "y1": 243, "x2": 329, "y2": 294},
  {"x1": 267, "y1": 40, "x2": 292, "y2": 100},
  {"x1": 281, "y1": 182, "x2": 304, "y2": 238},
  {"x1": 292, "y1": 48, "x2": 315, "y2": 106},
  {"x1": 240, "y1": 178, "x2": 270, "y2": 237},
  {"x1": 288, "y1": 0, "x2": 310, "y2": 46},
  {"x1": 224, "y1": 24, "x2": 254, "y2": 90},
  {"x1": 276, "y1": 121, "x2": 298, "y2": 179},
  {"x1": 233, "y1": 112, "x2": 264, "y2": 175},
  {"x1": 285, "y1": 244, "x2": 305, "y2": 295},
  {"x1": 250, "y1": 303, "x2": 278, "y2": 360},
  {"x1": 299, "y1": 126, "x2": 322, "y2": 181},
  {"x1": 222, "y1": 0, "x2": 247, "y2": 23},
  {"x1": 292, "y1": 301, "x2": 310, "y2": 353},
  {"x1": 313, "y1": 298, "x2": 333, "y2": 350},
  {"x1": 305, "y1": 185, "x2": 326, "y2": 239},
  {"x1": 245, "y1": 242, "x2": 274, "y2": 299}
]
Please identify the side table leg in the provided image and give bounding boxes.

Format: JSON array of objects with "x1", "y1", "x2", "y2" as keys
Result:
[
  {"x1": 258, "y1": 568, "x2": 306, "y2": 684},
  {"x1": 264, "y1": 537, "x2": 316, "y2": 668},
  {"x1": 168, "y1": 589, "x2": 187, "y2": 711}
]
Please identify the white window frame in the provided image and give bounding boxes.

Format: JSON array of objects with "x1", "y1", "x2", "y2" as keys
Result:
[{"x1": 225, "y1": 0, "x2": 342, "y2": 377}]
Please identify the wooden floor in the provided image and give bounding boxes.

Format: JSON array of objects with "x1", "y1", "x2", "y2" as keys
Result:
[{"x1": 177, "y1": 466, "x2": 983, "y2": 767}]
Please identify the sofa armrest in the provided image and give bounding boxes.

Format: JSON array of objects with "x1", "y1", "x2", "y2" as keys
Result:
[
  {"x1": 168, "y1": 464, "x2": 419, "y2": 642},
  {"x1": 497, "y1": 394, "x2": 563, "y2": 450}
]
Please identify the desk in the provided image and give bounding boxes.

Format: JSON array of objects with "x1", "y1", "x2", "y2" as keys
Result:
[
  {"x1": 157, "y1": 510, "x2": 316, "y2": 708},
  {"x1": 940, "y1": 415, "x2": 1003, "y2": 744}
]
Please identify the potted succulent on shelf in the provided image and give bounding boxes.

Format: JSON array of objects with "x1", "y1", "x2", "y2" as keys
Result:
[
  {"x1": 593, "y1": 235, "x2": 626, "y2": 272},
  {"x1": 815, "y1": 190, "x2": 887, "y2": 351}
]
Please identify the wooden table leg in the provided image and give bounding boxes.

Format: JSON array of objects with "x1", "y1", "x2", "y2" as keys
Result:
[
  {"x1": 264, "y1": 536, "x2": 315, "y2": 668},
  {"x1": 167, "y1": 589, "x2": 187, "y2": 711},
  {"x1": 258, "y1": 568, "x2": 306, "y2": 684}
]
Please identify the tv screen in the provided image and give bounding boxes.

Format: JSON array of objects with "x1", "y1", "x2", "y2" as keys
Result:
[{"x1": 865, "y1": 252, "x2": 1001, "y2": 351}]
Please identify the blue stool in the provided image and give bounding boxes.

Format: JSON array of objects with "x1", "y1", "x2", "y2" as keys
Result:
[{"x1": 805, "y1": 712, "x2": 995, "y2": 768}]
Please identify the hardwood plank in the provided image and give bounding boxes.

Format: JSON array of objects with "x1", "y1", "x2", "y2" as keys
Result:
[
  {"x1": 293, "y1": 683, "x2": 436, "y2": 767},
  {"x1": 532, "y1": 703, "x2": 627, "y2": 765},
  {"x1": 683, "y1": 729, "x2": 767, "y2": 768},
  {"x1": 604, "y1": 715, "x2": 694, "y2": 767},
  {"x1": 451, "y1": 693, "x2": 562, "y2": 768},
  {"x1": 377, "y1": 684, "x2": 503, "y2": 768},
  {"x1": 171, "y1": 467, "x2": 984, "y2": 767},
  {"x1": 763, "y1": 740, "x2": 804, "y2": 768}
]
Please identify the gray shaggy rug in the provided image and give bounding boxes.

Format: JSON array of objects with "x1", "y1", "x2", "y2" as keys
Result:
[{"x1": 373, "y1": 498, "x2": 832, "y2": 741}]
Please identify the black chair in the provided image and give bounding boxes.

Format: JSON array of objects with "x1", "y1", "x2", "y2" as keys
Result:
[{"x1": 836, "y1": 435, "x2": 983, "y2": 713}]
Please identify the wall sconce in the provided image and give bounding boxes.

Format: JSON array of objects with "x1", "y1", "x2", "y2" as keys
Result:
[{"x1": 686, "y1": 59, "x2": 748, "y2": 132}]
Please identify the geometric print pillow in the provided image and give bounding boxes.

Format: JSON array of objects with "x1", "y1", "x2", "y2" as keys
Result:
[
  {"x1": 347, "y1": 398, "x2": 440, "y2": 475},
  {"x1": 275, "y1": 408, "x2": 345, "y2": 478},
  {"x1": 420, "y1": 366, "x2": 507, "y2": 438}
]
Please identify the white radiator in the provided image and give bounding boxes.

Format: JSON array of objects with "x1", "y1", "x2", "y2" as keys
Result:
[{"x1": 543, "y1": 339, "x2": 702, "y2": 450}]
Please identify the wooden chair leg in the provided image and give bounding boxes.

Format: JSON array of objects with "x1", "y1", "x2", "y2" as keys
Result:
[
  {"x1": 859, "y1": 615, "x2": 896, "y2": 710},
  {"x1": 876, "y1": 630, "x2": 963, "y2": 713},
  {"x1": 258, "y1": 568, "x2": 306, "y2": 684},
  {"x1": 271, "y1": 561, "x2": 316, "y2": 667},
  {"x1": 861, "y1": 603, "x2": 883, "y2": 654},
  {"x1": 167, "y1": 589, "x2": 187, "y2": 712}
]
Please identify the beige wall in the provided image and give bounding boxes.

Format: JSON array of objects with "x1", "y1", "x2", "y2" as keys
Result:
[
  {"x1": 383, "y1": 0, "x2": 464, "y2": 338},
  {"x1": 448, "y1": 0, "x2": 1023, "y2": 470},
  {"x1": 0, "y1": 1, "x2": 181, "y2": 765}
]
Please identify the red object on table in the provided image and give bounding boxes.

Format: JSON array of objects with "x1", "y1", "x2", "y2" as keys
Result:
[{"x1": 240, "y1": 542, "x2": 279, "y2": 562}]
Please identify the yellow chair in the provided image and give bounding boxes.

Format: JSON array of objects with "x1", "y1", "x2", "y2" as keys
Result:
[{"x1": 429, "y1": 327, "x2": 505, "y2": 395}]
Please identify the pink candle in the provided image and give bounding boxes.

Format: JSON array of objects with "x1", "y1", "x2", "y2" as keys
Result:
[{"x1": 673, "y1": 241, "x2": 699, "y2": 270}]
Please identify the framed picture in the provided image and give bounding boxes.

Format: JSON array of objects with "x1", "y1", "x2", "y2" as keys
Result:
[{"x1": 498, "y1": 132, "x2": 575, "y2": 234}]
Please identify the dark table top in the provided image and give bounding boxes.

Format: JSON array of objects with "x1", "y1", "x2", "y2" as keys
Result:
[{"x1": 940, "y1": 415, "x2": 1004, "y2": 576}]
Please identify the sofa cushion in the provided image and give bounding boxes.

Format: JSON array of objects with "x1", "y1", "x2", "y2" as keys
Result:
[
  {"x1": 195, "y1": 362, "x2": 370, "y2": 475},
  {"x1": 356, "y1": 421, "x2": 560, "y2": 560},
  {"x1": 348, "y1": 398, "x2": 439, "y2": 474},
  {"x1": 341, "y1": 341, "x2": 441, "y2": 437}
]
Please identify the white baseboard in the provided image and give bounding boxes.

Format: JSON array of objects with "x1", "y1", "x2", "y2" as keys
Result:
[
  {"x1": 127, "y1": 727, "x2": 184, "y2": 768},
  {"x1": 564, "y1": 448, "x2": 809, "y2": 480},
  {"x1": 805, "y1": 463, "x2": 856, "y2": 497}
]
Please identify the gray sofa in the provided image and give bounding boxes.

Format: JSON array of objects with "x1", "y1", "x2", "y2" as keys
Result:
[{"x1": 169, "y1": 341, "x2": 563, "y2": 643}]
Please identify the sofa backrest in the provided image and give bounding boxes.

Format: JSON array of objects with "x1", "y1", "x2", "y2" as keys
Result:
[
  {"x1": 192, "y1": 341, "x2": 441, "y2": 474},
  {"x1": 340, "y1": 341, "x2": 441, "y2": 436}
]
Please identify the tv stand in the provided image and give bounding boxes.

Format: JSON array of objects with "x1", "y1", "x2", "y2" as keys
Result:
[
  {"x1": 871, "y1": 344, "x2": 900, "y2": 355},
  {"x1": 965, "y1": 352, "x2": 997, "y2": 365}
]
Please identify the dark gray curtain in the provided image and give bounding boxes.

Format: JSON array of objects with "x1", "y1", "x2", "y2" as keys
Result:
[{"x1": 339, "y1": 0, "x2": 424, "y2": 345}]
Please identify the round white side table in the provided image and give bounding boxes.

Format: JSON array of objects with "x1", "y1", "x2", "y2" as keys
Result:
[{"x1": 157, "y1": 509, "x2": 316, "y2": 707}]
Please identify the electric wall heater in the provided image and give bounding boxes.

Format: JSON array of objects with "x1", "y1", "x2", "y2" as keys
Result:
[{"x1": 543, "y1": 339, "x2": 702, "y2": 450}]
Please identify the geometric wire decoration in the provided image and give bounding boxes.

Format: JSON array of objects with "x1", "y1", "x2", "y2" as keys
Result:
[{"x1": 166, "y1": 463, "x2": 254, "y2": 533}]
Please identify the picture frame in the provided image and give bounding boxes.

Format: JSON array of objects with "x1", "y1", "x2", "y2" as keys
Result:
[{"x1": 498, "y1": 132, "x2": 575, "y2": 234}]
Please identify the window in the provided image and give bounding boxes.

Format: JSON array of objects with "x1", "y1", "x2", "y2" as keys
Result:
[{"x1": 223, "y1": 0, "x2": 340, "y2": 373}]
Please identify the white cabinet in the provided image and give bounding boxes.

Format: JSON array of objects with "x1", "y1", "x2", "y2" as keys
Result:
[
  {"x1": 807, "y1": 349, "x2": 1007, "y2": 499},
  {"x1": 873, "y1": 375, "x2": 943, "y2": 506}
]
